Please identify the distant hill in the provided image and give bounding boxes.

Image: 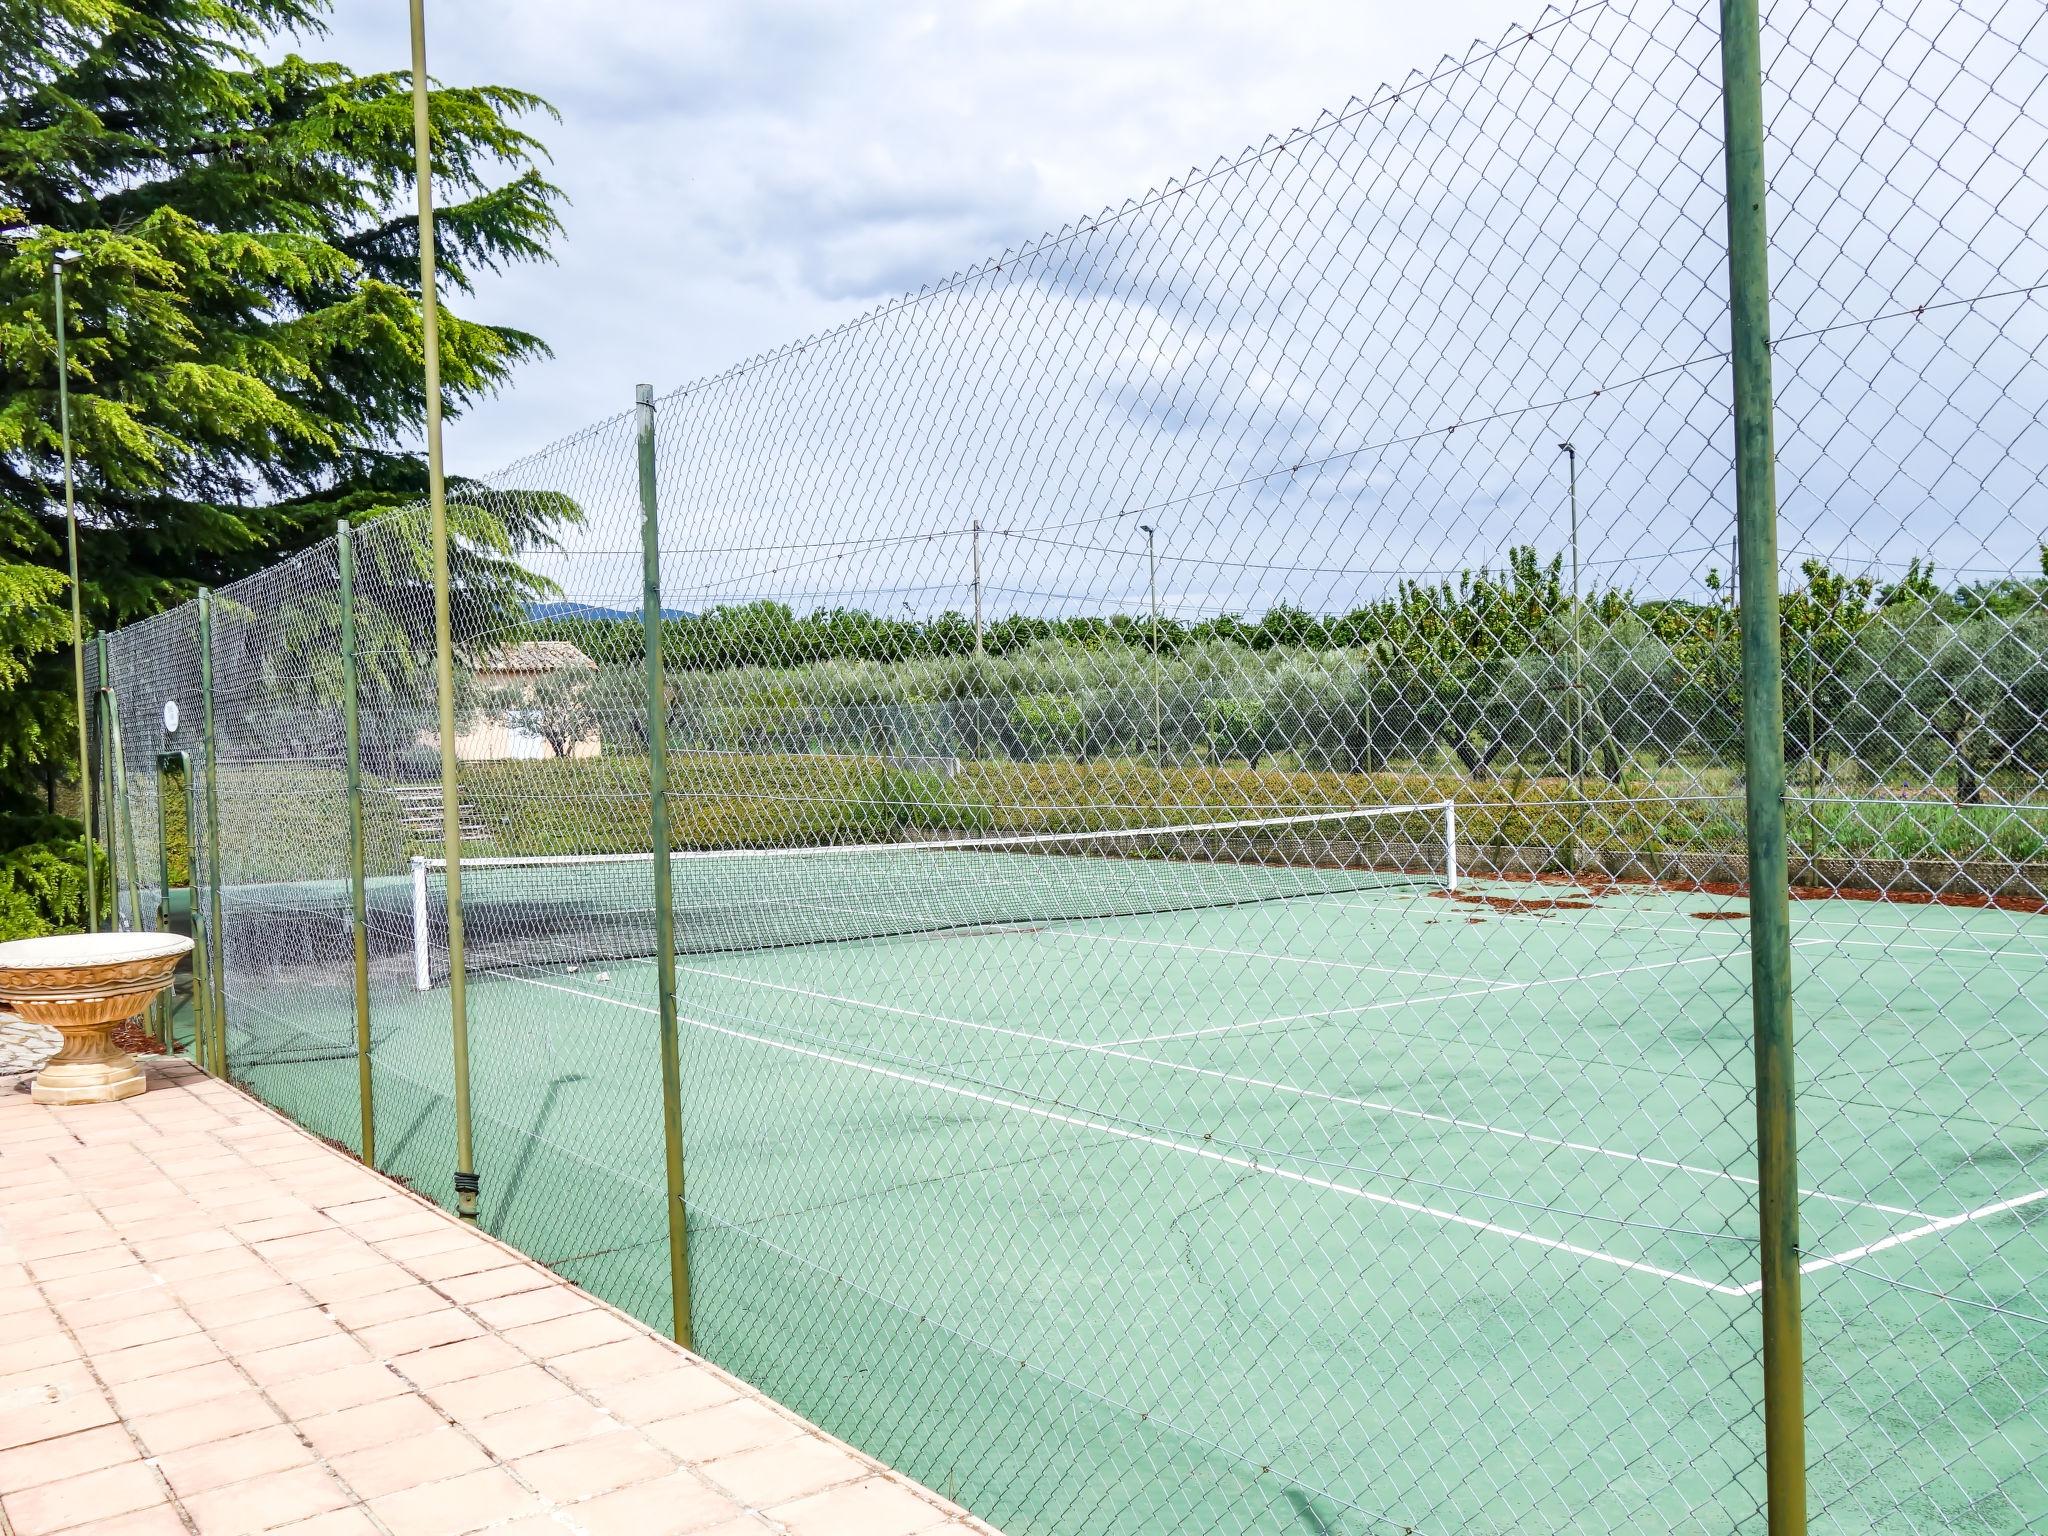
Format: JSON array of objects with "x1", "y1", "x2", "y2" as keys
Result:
[{"x1": 527, "y1": 600, "x2": 696, "y2": 622}]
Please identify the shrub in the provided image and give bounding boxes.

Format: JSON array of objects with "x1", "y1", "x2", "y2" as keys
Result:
[{"x1": 0, "y1": 817, "x2": 105, "y2": 940}]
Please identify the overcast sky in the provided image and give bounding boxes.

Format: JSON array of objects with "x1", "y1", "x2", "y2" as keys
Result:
[{"x1": 310, "y1": 0, "x2": 1536, "y2": 477}]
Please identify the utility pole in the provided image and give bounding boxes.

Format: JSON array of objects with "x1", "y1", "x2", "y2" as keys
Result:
[
  {"x1": 1558, "y1": 442, "x2": 1584, "y2": 782},
  {"x1": 971, "y1": 519, "x2": 984, "y2": 656},
  {"x1": 1139, "y1": 523, "x2": 1161, "y2": 762}
]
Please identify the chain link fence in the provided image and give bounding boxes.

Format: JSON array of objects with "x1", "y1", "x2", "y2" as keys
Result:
[{"x1": 93, "y1": 1, "x2": 2045, "y2": 1531}]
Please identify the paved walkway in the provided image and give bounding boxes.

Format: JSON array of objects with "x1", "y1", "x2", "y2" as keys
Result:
[{"x1": 0, "y1": 1046, "x2": 996, "y2": 1536}]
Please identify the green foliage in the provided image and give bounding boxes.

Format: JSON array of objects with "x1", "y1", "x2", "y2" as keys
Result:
[
  {"x1": 842, "y1": 769, "x2": 993, "y2": 836},
  {"x1": 0, "y1": 0, "x2": 564, "y2": 807},
  {"x1": 0, "y1": 813, "x2": 102, "y2": 937}
]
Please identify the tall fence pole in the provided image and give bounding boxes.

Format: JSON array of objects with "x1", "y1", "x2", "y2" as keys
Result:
[
  {"x1": 339, "y1": 522, "x2": 377, "y2": 1166},
  {"x1": 53, "y1": 254, "x2": 95, "y2": 933},
  {"x1": 1718, "y1": 3, "x2": 1806, "y2": 1531},
  {"x1": 197, "y1": 589, "x2": 229, "y2": 1078},
  {"x1": 639, "y1": 384, "x2": 695, "y2": 1349},
  {"x1": 408, "y1": 0, "x2": 479, "y2": 1222}
]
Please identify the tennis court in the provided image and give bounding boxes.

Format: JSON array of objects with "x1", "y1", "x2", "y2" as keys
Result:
[{"x1": 201, "y1": 856, "x2": 2047, "y2": 1535}]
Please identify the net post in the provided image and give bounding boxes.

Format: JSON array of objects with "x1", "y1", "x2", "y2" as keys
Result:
[
  {"x1": 339, "y1": 521, "x2": 377, "y2": 1166},
  {"x1": 412, "y1": 857, "x2": 431, "y2": 992},
  {"x1": 409, "y1": 0, "x2": 478, "y2": 1222},
  {"x1": 197, "y1": 589, "x2": 229, "y2": 1078},
  {"x1": 639, "y1": 382, "x2": 695, "y2": 1350},
  {"x1": 1443, "y1": 801, "x2": 1458, "y2": 892},
  {"x1": 1718, "y1": 3, "x2": 1806, "y2": 1532}
]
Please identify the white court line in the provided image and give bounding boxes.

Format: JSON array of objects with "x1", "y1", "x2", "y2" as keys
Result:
[
  {"x1": 491, "y1": 968, "x2": 1750, "y2": 1297},
  {"x1": 679, "y1": 962, "x2": 1929, "y2": 1220},
  {"x1": 1034, "y1": 925, "x2": 1478, "y2": 986},
  {"x1": 1104, "y1": 943, "x2": 1831, "y2": 1048},
  {"x1": 1735, "y1": 1186, "x2": 2048, "y2": 1295}
]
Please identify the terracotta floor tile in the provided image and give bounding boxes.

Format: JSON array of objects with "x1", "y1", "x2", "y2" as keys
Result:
[
  {"x1": 548, "y1": 1336, "x2": 680, "y2": 1392},
  {"x1": 155, "y1": 1424, "x2": 317, "y2": 1497},
  {"x1": 42, "y1": 1506, "x2": 187, "y2": 1536},
  {"x1": 467, "y1": 1393, "x2": 616, "y2": 1460},
  {"x1": 354, "y1": 1307, "x2": 482, "y2": 1360},
  {"x1": 73, "y1": 1309, "x2": 202, "y2": 1355},
  {"x1": 425, "y1": 1363, "x2": 571, "y2": 1423},
  {"x1": 703, "y1": 1437, "x2": 868, "y2": 1509},
  {"x1": 389, "y1": 1334, "x2": 525, "y2": 1389},
  {"x1": 0, "y1": 1423, "x2": 135, "y2": 1491},
  {"x1": 265, "y1": 1511, "x2": 383, "y2": 1536},
  {"x1": 95, "y1": 1330, "x2": 226, "y2": 1384},
  {"x1": 645, "y1": 1399, "x2": 805, "y2": 1464},
  {"x1": 330, "y1": 1424, "x2": 490, "y2": 1499},
  {"x1": 25, "y1": 1241, "x2": 133, "y2": 1281},
  {"x1": 0, "y1": 1384, "x2": 117, "y2": 1458},
  {"x1": 298, "y1": 1394, "x2": 451, "y2": 1460},
  {"x1": 127, "y1": 1390, "x2": 285, "y2": 1456},
  {"x1": 566, "y1": 1470, "x2": 743, "y2": 1536},
  {"x1": 1, "y1": 1458, "x2": 166, "y2": 1535},
  {"x1": 432, "y1": 1264, "x2": 550, "y2": 1304},
  {"x1": 240, "y1": 1332, "x2": 374, "y2": 1386},
  {"x1": 107, "y1": 1359, "x2": 247, "y2": 1420},
  {"x1": 265, "y1": 1510, "x2": 383, "y2": 1536},
  {"x1": 768, "y1": 1476, "x2": 956, "y2": 1536},
  {"x1": 182, "y1": 1465, "x2": 351, "y2": 1535},
  {"x1": 266, "y1": 1362, "x2": 407, "y2": 1420},
  {"x1": 323, "y1": 1285, "x2": 442, "y2": 1331},
  {"x1": 187, "y1": 1285, "x2": 305, "y2": 1329},
  {"x1": 366, "y1": 1466, "x2": 542, "y2": 1536},
  {"x1": 401, "y1": 1246, "x2": 524, "y2": 1284},
  {"x1": 589, "y1": 1367, "x2": 740, "y2": 1426},
  {"x1": 463, "y1": 1285, "x2": 593, "y2": 1332},
  {"x1": 210, "y1": 1308, "x2": 342, "y2": 1357},
  {"x1": 510, "y1": 1429, "x2": 676, "y2": 1503},
  {"x1": 500, "y1": 1307, "x2": 638, "y2": 1361},
  {"x1": 7, "y1": 1331, "x2": 82, "y2": 1372}
]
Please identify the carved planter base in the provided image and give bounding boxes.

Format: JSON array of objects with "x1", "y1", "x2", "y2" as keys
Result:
[{"x1": 0, "y1": 934, "x2": 194, "y2": 1106}]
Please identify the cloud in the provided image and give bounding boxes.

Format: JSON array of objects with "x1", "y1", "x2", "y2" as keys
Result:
[{"x1": 305, "y1": 0, "x2": 1541, "y2": 470}]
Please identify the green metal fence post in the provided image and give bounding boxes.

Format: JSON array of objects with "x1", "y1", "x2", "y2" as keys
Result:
[
  {"x1": 639, "y1": 384, "x2": 695, "y2": 1349},
  {"x1": 197, "y1": 589, "x2": 229, "y2": 1079},
  {"x1": 1718, "y1": 3, "x2": 1807, "y2": 1532},
  {"x1": 339, "y1": 522, "x2": 377, "y2": 1165},
  {"x1": 96, "y1": 635, "x2": 144, "y2": 938},
  {"x1": 409, "y1": 0, "x2": 479, "y2": 1223}
]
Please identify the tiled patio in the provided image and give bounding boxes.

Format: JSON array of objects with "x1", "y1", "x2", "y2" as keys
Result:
[{"x1": 0, "y1": 1048, "x2": 997, "y2": 1536}]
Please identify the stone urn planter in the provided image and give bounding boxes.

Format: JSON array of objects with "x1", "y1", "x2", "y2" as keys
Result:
[{"x1": 0, "y1": 933, "x2": 193, "y2": 1105}]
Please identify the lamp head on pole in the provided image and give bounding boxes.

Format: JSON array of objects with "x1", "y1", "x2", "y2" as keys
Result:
[{"x1": 53, "y1": 249, "x2": 81, "y2": 270}]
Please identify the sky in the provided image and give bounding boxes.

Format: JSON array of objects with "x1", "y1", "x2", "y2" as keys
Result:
[
  {"x1": 294, "y1": 1, "x2": 2045, "y2": 620},
  {"x1": 308, "y1": 0, "x2": 1538, "y2": 477}
]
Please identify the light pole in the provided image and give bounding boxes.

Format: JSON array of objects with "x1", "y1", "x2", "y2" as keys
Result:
[
  {"x1": 53, "y1": 248, "x2": 95, "y2": 931},
  {"x1": 1557, "y1": 442, "x2": 1583, "y2": 783},
  {"x1": 1138, "y1": 523, "x2": 1161, "y2": 763}
]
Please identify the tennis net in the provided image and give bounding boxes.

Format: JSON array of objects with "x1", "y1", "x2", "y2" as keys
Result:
[{"x1": 409, "y1": 801, "x2": 1459, "y2": 988}]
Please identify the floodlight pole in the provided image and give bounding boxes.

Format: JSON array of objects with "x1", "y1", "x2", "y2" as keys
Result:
[
  {"x1": 971, "y1": 519, "x2": 984, "y2": 656},
  {"x1": 1719, "y1": 2, "x2": 1807, "y2": 1531},
  {"x1": 409, "y1": 0, "x2": 478, "y2": 1222},
  {"x1": 1140, "y1": 524, "x2": 1160, "y2": 762},
  {"x1": 53, "y1": 251, "x2": 95, "y2": 931},
  {"x1": 1558, "y1": 443, "x2": 1584, "y2": 783}
]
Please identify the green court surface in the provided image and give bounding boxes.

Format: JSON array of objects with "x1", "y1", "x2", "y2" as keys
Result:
[{"x1": 207, "y1": 879, "x2": 2048, "y2": 1535}]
